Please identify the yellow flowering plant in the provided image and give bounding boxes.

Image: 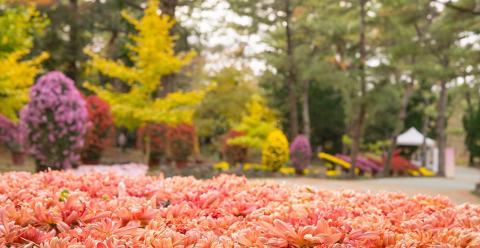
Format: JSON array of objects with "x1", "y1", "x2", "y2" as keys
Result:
[
  {"x1": 213, "y1": 161, "x2": 230, "y2": 171},
  {"x1": 279, "y1": 167, "x2": 295, "y2": 175},
  {"x1": 318, "y1": 152, "x2": 351, "y2": 170},
  {"x1": 228, "y1": 95, "x2": 277, "y2": 149},
  {"x1": 261, "y1": 129, "x2": 289, "y2": 171}
]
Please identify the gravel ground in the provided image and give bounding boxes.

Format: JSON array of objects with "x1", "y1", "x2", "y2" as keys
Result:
[{"x1": 258, "y1": 166, "x2": 480, "y2": 205}]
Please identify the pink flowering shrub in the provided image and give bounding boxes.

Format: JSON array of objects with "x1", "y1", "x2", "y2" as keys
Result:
[
  {"x1": 0, "y1": 171, "x2": 479, "y2": 247},
  {"x1": 20, "y1": 71, "x2": 89, "y2": 171},
  {"x1": 290, "y1": 135, "x2": 312, "y2": 174}
]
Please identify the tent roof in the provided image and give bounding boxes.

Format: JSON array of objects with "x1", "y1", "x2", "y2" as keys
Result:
[{"x1": 396, "y1": 127, "x2": 435, "y2": 147}]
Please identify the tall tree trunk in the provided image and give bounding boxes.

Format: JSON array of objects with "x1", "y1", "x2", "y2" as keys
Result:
[
  {"x1": 465, "y1": 88, "x2": 473, "y2": 119},
  {"x1": 158, "y1": 0, "x2": 179, "y2": 97},
  {"x1": 106, "y1": 30, "x2": 119, "y2": 57},
  {"x1": 384, "y1": 82, "x2": 414, "y2": 176},
  {"x1": 436, "y1": 56, "x2": 449, "y2": 176},
  {"x1": 332, "y1": 43, "x2": 351, "y2": 154},
  {"x1": 67, "y1": 0, "x2": 79, "y2": 81},
  {"x1": 343, "y1": 111, "x2": 355, "y2": 155},
  {"x1": 420, "y1": 116, "x2": 429, "y2": 167},
  {"x1": 436, "y1": 78, "x2": 447, "y2": 176},
  {"x1": 465, "y1": 87, "x2": 474, "y2": 167},
  {"x1": 144, "y1": 135, "x2": 151, "y2": 165},
  {"x1": 350, "y1": 106, "x2": 366, "y2": 178},
  {"x1": 350, "y1": 0, "x2": 368, "y2": 178},
  {"x1": 301, "y1": 80, "x2": 311, "y2": 140},
  {"x1": 285, "y1": 0, "x2": 299, "y2": 139},
  {"x1": 160, "y1": 0, "x2": 178, "y2": 17}
]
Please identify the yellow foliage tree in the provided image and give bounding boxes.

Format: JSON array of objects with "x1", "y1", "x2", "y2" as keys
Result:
[
  {"x1": 0, "y1": 3, "x2": 48, "y2": 56},
  {"x1": 228, "y1": 94, "x2": 277, "y2": 149},
  {"x1": 0, "y1": 4, "x2": 49, "y2": 121},
  {"x1": 0, "y1": 50, "x2": 48, "y2": 121},
  {"x1": 85, "y1": 0, "x2": 202, "y2": 130}
]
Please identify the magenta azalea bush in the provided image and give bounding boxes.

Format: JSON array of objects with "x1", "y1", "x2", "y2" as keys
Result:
[
  {"x1": 0, "y1": 171, "x2": 479, "y2": 247},
  {"x1": 20, "y1": 71, "x2": 88, "y2": 171},
  {"x1": 290, "y1": 135, "x2": 312, "y2": 174},
  {"x1": 0, "y1": 115, "x2": 24, "y2": 152}
]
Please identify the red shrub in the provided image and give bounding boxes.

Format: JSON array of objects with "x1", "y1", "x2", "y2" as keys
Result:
[
  {"x1": 80, "y1": 95, "x2": 114, "y2": 163},
  {"x1": 168, "y1": 124, "x2": 196, "y2": 163},
  {"x1": 137, "y1": 123, "x2": 168, "y2": 160},
  {"x1": 222, "y1": 130, "x2": 247, "y2": 164}
]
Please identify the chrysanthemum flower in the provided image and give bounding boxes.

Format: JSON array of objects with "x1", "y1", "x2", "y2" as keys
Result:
[{"x1": 0, "y1": 171, "x2": 478, "y2": 247}]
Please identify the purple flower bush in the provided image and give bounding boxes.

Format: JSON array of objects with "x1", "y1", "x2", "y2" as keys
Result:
[
  {"x1": 20, "y1": 71, "x2": 88, "y2": 171},
  {"x1": 290, "y1": 135, "x2": 312, "y2": 174},
  {"x1": 0, "y1": 115, "x2": 24, "y2": 152}
]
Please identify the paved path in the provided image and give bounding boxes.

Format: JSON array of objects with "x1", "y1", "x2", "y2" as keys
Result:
[
  {"x1": 75, "y1": 163, "x2": 148, "y2": 177},
  {"x1": 260, "y1": 166, "x2": 480, "y2": 205}
]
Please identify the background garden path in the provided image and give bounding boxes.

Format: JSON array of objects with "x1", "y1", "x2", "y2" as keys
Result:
[{"x1": 260, "y1": 166, "x2": 480, "y2": 205}]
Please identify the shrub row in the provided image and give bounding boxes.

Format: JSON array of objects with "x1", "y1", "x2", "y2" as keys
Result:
[
  {"x1": 0, "y1": 71, "x2": 198, "y2": 170},
  {"x1": 137, "y1": 123, "x2": 197, "y2": 167},
  {"x1": 224, "y1": 130, "x2": 313, "y2": 174},
  {"x1": 1, "y1": 71, "x2": 311, "y2": 171}
]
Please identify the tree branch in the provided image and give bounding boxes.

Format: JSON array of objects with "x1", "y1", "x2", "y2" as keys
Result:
[
  {"x1": 123, "y1": 0, "x2": 143, "y2": 10},
  {"x1": 433, "y1": 0, "x2": 480, "y2": 15}
]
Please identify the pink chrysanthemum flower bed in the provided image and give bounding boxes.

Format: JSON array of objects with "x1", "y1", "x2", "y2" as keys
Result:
[{"x1": 0, "y1": 172, "x2": 479, "y2": 247}]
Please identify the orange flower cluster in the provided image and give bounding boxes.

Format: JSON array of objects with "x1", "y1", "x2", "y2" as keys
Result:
[{"x1": 0, "y1": 172, "x2": 479, "y2": 247}]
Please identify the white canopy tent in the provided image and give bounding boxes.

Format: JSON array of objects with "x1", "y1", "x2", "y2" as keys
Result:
[
  {"x1": 396, "y1": 127, "x2": 436, "y2": 147},
  {"x1": 396, "y1": 127, "x2": 438, "y2": 172}
]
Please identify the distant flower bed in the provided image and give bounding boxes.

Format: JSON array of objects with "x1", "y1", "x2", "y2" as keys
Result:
[
  {"x1": 0, "y1": 172, "x2": 479, "y2": 247},
  {"x1": 212, "y1": 161, "x2": 331, "y2": 177}
]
